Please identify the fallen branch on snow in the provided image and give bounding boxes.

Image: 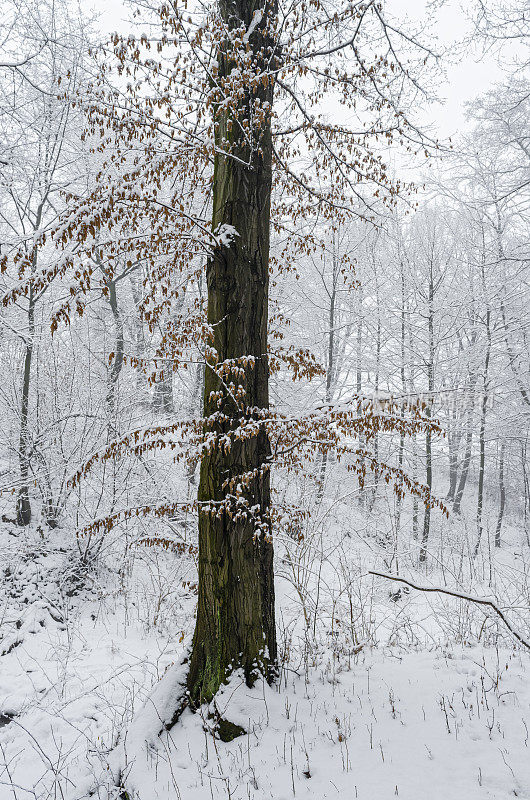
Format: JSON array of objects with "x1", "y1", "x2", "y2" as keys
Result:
[{"x1": 369, "y1": 571, "x2": 530, "y2": 652}]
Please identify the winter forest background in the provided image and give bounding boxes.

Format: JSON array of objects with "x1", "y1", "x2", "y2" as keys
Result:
[{"x1": 0, "y1": 0, "x2": 530, "y2": 798}]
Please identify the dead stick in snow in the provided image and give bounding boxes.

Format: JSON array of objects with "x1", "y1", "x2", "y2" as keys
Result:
[{"x1": 368, "y1": 571, "x2": 530, "y2": 652}]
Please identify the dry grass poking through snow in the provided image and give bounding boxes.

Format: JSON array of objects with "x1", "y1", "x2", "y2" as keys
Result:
[{"x1": 0, "y1": 518, "x2": 529, "y2": 800}]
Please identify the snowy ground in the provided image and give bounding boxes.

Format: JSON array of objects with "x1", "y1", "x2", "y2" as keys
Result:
[{"x1": 0, "y1": 513, "x2": 529, "y2": 800}]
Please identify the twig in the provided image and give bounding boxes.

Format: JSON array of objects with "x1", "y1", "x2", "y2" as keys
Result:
[{"x1": 368, "y1": 571, "x2": 530, "y2": 652}]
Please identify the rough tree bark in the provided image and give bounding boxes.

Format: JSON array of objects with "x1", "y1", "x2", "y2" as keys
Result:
[{"x1": 186, "y1": 0, "x2": 277, "y2": 733}]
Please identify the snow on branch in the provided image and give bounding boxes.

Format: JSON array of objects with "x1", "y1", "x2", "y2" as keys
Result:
[
  {"x1": 369, "y1": 571, "x2": 530, "y2": 652},
  {"x1": 243, "y1": 9, "x2": 263, "y2": 44}
]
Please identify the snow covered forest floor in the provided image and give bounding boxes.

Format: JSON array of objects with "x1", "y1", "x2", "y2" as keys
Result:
[
  {"x1": 2, "y1": 0, "x2": 530, "y2": 797},
  {"x1": 1, "y1": 494, "x2": 529, "y2": 800}
]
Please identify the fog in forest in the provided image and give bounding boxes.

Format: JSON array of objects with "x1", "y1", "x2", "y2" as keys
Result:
[{"x1": 0, "y1": 1, "x2": 529, "y2": 797}]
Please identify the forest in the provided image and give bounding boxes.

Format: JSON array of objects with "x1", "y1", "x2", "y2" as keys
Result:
[{"x1": 0, "y1": 0, "x2": 529, "y2": 797}]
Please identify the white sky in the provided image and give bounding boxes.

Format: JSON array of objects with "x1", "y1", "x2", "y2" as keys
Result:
[{"x1": 391, "y1": 0, "x2": 507, "y2": 140}]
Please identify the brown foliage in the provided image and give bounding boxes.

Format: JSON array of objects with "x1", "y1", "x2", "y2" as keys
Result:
[{"x1": 3, "y1": 0, "x2": 441, "y2": 541}]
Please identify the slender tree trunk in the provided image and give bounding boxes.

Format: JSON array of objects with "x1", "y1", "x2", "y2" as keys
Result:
[
  {"x1": 407, "y1": 309, "x2": 419, "y2": 539},
  {"x1": 412, "y1": 433, "x2": 419, "y2": 540},
  {"x1": 474, "y1": 387, "x2": 488, "y2": 558},
  {"x1": 186, "y1": 360, "x2": 204, "y2": 486},
  {"x1": 129, "y1": 272, "x2": 148, "y2": 401},
  {"x1": 186, "y1": 0, "x2": 277, "y2": 730},
  {"x1": 447, "y1": 442, "x2": 458, "y2": 501},
  {"x1": 369, "y1": 301, "x2": 381, "y2": 512},
  {"x1": 474, "y1": 233, "x2": 492, "y2": 558},
  {"x1": 419, "y1": 264, "x2": 435, "y2": 564},
  {"x1": 154, "y1": 284, "x2": 190, "y2": 415},
  {"x1": 453, "y1": 366, "x2": 478, "y2": 516},
  {"x1": 394, "y1": 261, "x2": 406, "y2": 536},
  {"x1": 106, "y1": 275, "x2": 124, "y2": 420},
  {"x1": 475, "y1": 376, "x2": 488, "y2": 556},
  {"x1": 317, "y1": 246, "x2": 337, "y2": 501},
  {"x1": 447, "y1": 334, "x2": 464, "y2": 502},
  {"x1": 495, "y1": 204, "x2": 530, "y2": 410},
  {"x1": 446, "y1": 397, "x2": 462, "y2": 502},
  {"x1": 419, "y1": 427, "x2": 432, "y2": 563},
  {"x1": 356, "y1": 283, "x2": 365, "y2": 505},
  {"x1": 17, "y1": 263, "x2": 36, "y2": 526},
  {"x1": 17, "y1": 199, "x2": 46, "y2": 525},
  {"x1": 474, "y1": 341, "x2": 490, "y2": 558},
  {"x1": 153, "y1": 369, "x2": 174, "y2": 414},
  {"x1": 495, "y1": 441, "x2": 506, "y2": 549},
  {"x1": 522, "y1": 440, "x2": 530, "y2": 547}
]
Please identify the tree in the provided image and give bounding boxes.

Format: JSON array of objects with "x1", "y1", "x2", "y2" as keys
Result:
[
  {"x1": 0, "y1": 0, "x2": 88, "y2": 526},
  {"x1": 185, "y1": 0, "x2": 278, "y2": 716},
  {"x1": 16, "y1": 0, "x2": 444, "y2": 740}
]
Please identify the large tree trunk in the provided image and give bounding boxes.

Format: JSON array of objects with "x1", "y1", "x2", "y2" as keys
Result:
[{"x1": 186, "y1": 0, "x2": 277, "y2": 726}]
